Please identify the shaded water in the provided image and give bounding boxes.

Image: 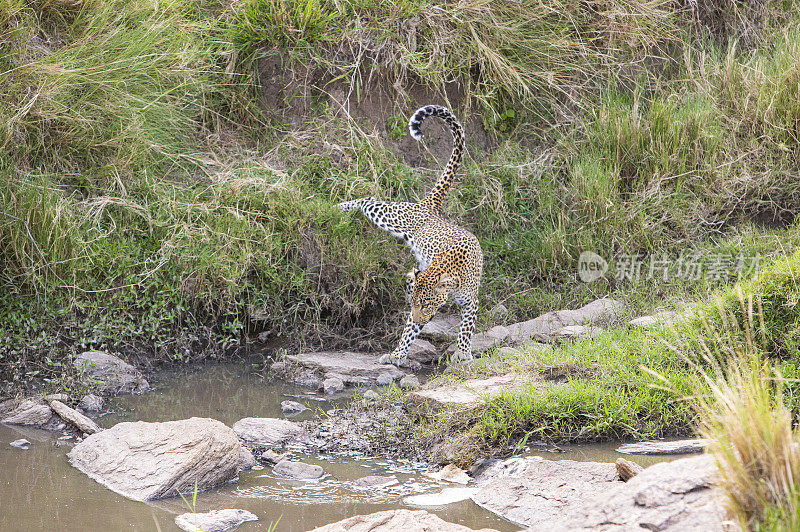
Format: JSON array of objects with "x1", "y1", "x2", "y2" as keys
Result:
[{"x1": 0, "y1": 363, "x2": 674, "y2": 531}]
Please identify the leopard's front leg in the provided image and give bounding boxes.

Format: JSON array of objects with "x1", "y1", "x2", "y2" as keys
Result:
[
  {"x1": 451, "y1": 295, "x2": 478, "y2": 364},
  {"x1": 379, "y1": 311, "x2": 424, "y2": 367}
]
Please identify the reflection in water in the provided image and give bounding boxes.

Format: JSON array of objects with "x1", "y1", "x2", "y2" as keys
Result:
[{"x1": 0, "y1": 363, "x2": 516, "y2": 532}]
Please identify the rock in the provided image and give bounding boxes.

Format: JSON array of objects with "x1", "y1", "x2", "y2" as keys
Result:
[
  {"x1": 406, "y1": 374, "x2": 527, "y2": 412},
  {"x1": 629, "y1": 311, "x2": 679, "y2": 328},
  {"x1": 616, "y1": 457, "x2": 643, "y2": 481},
  {"x1": 1, "y1": 400, "x2": 60, "y2": 429},
  {"x1": 258, "y1": 330, "x2": 272, "y2": 343},
  {"x1": 285, "y1": 351, "x2": 408, "y2": 387},
  {"x1": 444, "y1": 325, "x2": 509, "y2": 358},
  {"x1": 280, "y1": 400, "x2": 308, "y2": 415},
  {"x1": 420, "y1": 314, "x2": 461, "y2": 341},
  {"x1": 489, "y1": 303, "x2": 509, "y2": 319},
  {"x1": 571, "y1": 455, "x2": 730, "y2": 531},
  {"x1": 399, "y1": 375, "x2": 420, "y2": 389},
  {"x1": 375, "y1": 373, "x2": 395, "y2": 386},
  {"x1": 555, "y1": 324, "x2": 602, "y2": 340},
  {"x1": 323, "y1": 376, "x2": 345, "y2": 395},
  {"x1": 273, "y1": 459, "x2": 325, "y2": 480},
  {"x1": 428, "y1": 464, "x2": 471, "y2": 484},
  {"x1": 407, "y1": 339, "x2": 439, "y2": 364},
  {"x1": 78, "y1": 394, "x2": 105, "y2": 412},
  {"x1": 260, "y1": 449, "x2": 288, "y2": 464},
  {"x1": 49, "y1": 400, "x2": 102, "y2": 435},
  {"x1": 310, "y1": 509, "x2": 499, "y2": 531},
  {"x1": 67, "y1": 417, "x2": 242, "y2": 501},
  {"x1": 232, "y1": 418, "x2": 306, "y2": 446},
  {"x1": 352, "y1": 475, "x2": 399, "y2": 489},
  {"x1": 270, "y1": 360, "x2": 288, "y2": 374},
  {"x1": 506, "y1": 298, "x2": 624, "y2": 345},
  {"x1": 0, "y1": 397, "x2": 19, "y2": 416},
  {"x1": 405, "y1": 487, "x2": 478, "y2": 506},
  {"x1": 10, "y1": 439, "x2": 31, "y2": 449},
  {"x1": 616, "y1": 438, "x2": 707, "y2": 455},
  {"x1": 73, "y1": 351, "x2": 150, "y2": 395},
  {"x1": 470, "y1": 457, "x2": 620, "y2": 529},
  {"x1": 45, "y1": 393, "x2": 70, "y2": 402},
  {"x1": 361, "y1": 390, "x2": 380, "y2": 401},
  {"x1": 238, "y1": 447, "x2": 257, "y2": 471},
  {"x1": 175, "y1": 509, "x2": 258, "y2": 532},
  {"x1": 295, "y1": 369, "x2": 323, "y2": 388}
]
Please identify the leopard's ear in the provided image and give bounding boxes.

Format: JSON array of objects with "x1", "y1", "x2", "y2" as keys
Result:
[
  {"x1": 436, "y1": 274, "x2": 456, "y2": 295},
  {"x1": 409, "y1": 268, "x2": 420, "y2": 280}
]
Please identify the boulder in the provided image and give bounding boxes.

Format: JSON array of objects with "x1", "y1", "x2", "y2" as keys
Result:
[
  {"x1": 310, "y1": 509, "x2": 499, "y2": 531},
  {"x1": 352, "y1": 475, "x2": 399, "y2": 489},
  {"x1": 73, "y1": 351, "x2": 149, "y2": 395},
  {"x1": 1, "y1": 400, "x2": 61, "y2": 430},
  {"x1": 260, "y1": 449, "x2": 288, "y2": 464},
  {"x1": 323, "y1": 376, "x2": 345, "y2": 395},
  {"x1": 285, "y1": 351, "x2": 408, "y2": 387},
  {"x1": 78, "y1": 394, "x2": 105, "y2": 412},
  {"x1": 406, "y1": 374, "x2": 527, "y2": 412},
  {"x1": 281, "y1": 400, "x2": 308, "y2": 415},
  {"x1": 50, "y1": 400, "x2": 102, "y2": 434},
  {"x1": 616, "y1": 439, "x2": 707, "y2": 455},
  {"x1": 232, "y1": 417, "x2": 306, "y2": 446},
  {"x1": 419, "y1": 314, "x2": 461, "y2": 341},
  {"x1": 273, "y1": 459, "x2": 325, "y2": 480},
  {"x1": 67, "y1": 417, "x2": 242, "y2": 501},
  {"x1": 506, "y1": 298, "x2": 624, "y2": 345},
  {"x1": 399, "y1": 375, "x2": 420, "y2": 389},
  {"x1": 407, "y1": 339, "x2": 440, "y2": 364},
  {"x1": 175, "y1": 509, "x2": 258, "y2": 532},
  {"x1": 238, "y1": 447, "x2": 257, "y2": 471}
]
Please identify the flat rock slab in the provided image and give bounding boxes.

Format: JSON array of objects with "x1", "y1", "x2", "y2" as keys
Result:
[
  {"x1": 175, "y1": 509, "x2": 258, "y2": 532},
  {"x1": 405, "y1": 487, "x2": 478, "y2": 506},
  {"x1": 406, "y1": 374, "x2": 526, "y2": 412},
  {"x1": 285, "y1": 351, "x2": 408, "y2": 386},
  {"x1": 232, "y1": 417, "x2": 306, "y2": 446},
  {"x1": 471, "y1": 457, "x2": 620, "y2": 529},
  {"x1": 507, "y1": 298, "x2": 624, "y2": 345},
  {"x1": 616, "y1": 438, "x2": 707, "y2": 455},
  {"x1": 1, "y1": 400, "x2": 61, "y2": 430},
  {"x1": 310, "y1": 509, "x2": 499, "y2": 531},
  {"x1": 420, "y1": 315, "x2": 461, "y2": 341},
  {"x1": 73, "y1": 351, "x2": 149, "y2": 395},
  {"x1": 68, "y1": 417, "x2": 242, "y2": 501}
]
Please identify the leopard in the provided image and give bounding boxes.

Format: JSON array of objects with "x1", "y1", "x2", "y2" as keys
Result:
[{"x1": 338, "y1": 105, "x2": 483, "y2": 366}]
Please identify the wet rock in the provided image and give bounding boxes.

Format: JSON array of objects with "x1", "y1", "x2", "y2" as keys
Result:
[
  {"x1": 617, "y1": 439, "x2": 707, "y2": 455},
  {"x1": 295, "y1": 369, "x2": 323, "y2": 389},
  {"x1": 78, "y1": 394, "x2": 105, "y2": 412},
  {"x1": 420, "y1": 314, "x2": 461, "y2": 341},
  {"x1": 73, "y1": 351, "x2": 150, "y2": 395},
  {"x1": 260, "y1": 449, "x2": 288, "y2": 464},
  {"x1": 428, "y1": 464, "x2": 471, "y2": 484},
  {"x1": 406, "y1": 374, "x2": 527, "y2": 412},
  {"x1": 232, "y1": 417, "x2": 307, "y2": 447},
  {"x1": 361, "y1": 390, "x2": 380, "y2": 401},
  {"x1": 68, "y1": 417, "x2": 242, "y2": 501},
  {"x1": 399, "y1": 375, "x2": 420, "y2": 389},
  {"x1": 273, "y1": 459, "x2": 325, "y2": 480},
  {"x1": 310, "y1": 509, "x2": 499, "y2": 531},
  {"x1": 285, "y1": 351, "x2": 408, "y2": 388},
  {"x1": 10, "y1": 439, "x2": 31, "y2": 449},
  {"x1": 572, "y1": 455, "x2": 730, "y2": 531},
  {"x1": 175, "y1": 509, "x2": 258, "y2": 532},
  {"x1": 506, "y1": 298, "x2": 624, "y2": 345},
  {"x1": 1, "y1": 400, "x2": 61, "y2": 430},
  {"x1": 281, "y1": 400, "x2": 308, "y2": 415},
  {"x1": 616, "y1": 457, "x2": 643, "y2": 481},
  {"x1": 470, "y1": 457, "x2": 620, "y2": 529},
  {"x1": 323, "y1": 376, "x2": 345, "y2": 395},
  {"x1": 407, "y1": 339, "x2": 439, "y2": 364},
  {"x1": 405, "y1": 487, "x2": 478, "y2": 506},
  {"x1": 238, "y1": 447, "x2": 257, "y2": 471},
  {"x1": 352, "y1": 475, "x2": 399, "y2": 489},
  {"x1": 50, "y1": 400, "x2": 102, "y2": 435}
]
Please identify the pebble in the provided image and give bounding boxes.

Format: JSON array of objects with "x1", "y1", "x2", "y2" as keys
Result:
[{"x1": 10, "y1": 439, "x2": 30, "y2": 449}]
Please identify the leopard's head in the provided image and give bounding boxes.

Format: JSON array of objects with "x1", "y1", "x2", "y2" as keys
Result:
[{"x1": 409, "y1": 269, "x2": 457, "y2": 324}]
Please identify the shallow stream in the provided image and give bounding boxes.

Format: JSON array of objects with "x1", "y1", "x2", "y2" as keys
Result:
[{"x1": 0, "y1": 363, "x2": 672, "y2": 532}]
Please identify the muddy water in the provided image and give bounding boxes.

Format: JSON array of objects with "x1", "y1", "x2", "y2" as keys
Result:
[{"x1": 0, "y1": 363, "x2": 674, "y2": 532}]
